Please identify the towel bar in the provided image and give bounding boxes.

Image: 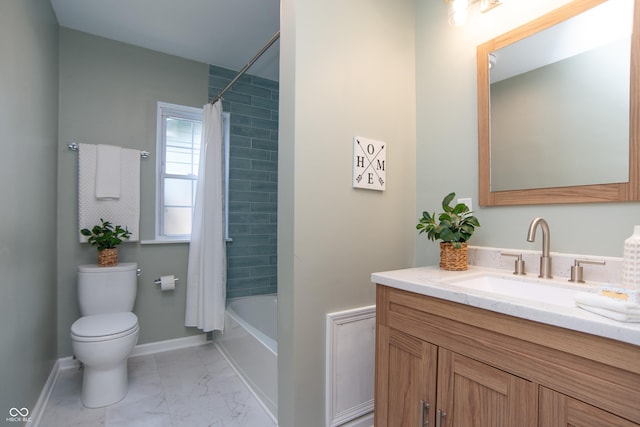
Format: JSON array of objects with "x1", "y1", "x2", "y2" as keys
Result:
[{"x1": 68, "y1": 142, "x2": 150, "y2": 159}]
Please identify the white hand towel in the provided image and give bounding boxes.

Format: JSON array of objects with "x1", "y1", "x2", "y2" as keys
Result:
[
  {"x1": 79, "y1": 143, "x2": 140, "y2": 242},
  {"x1": 577, "y1": 305, "x2": 640, "y2": 322},
  {"x1": 574, "y1": 291, "x2": 640, "y2": 322},
  {"x1": 95, "y1": 144, "x2": 122, "y2": 199}
]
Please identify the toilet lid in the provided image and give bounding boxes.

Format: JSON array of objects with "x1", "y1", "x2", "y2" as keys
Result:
[{"x1": 71, "y1": 312, "x2": 138, "y2": 340}]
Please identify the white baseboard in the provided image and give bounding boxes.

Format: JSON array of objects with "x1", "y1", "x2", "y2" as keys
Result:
[
  {"x1": 30, "y1": 359, "x2": 62, "y2": 427},
  {"x1": 58, "y1": 334, "x2": 210, "y2": 370},
  {"x1": 339, "y1": 412, "x2": 373, "y2": 427},
  {"x1": 131, "y1": 334, "x2": 209, "y2": 358},
  {"x1": 35, "y1": 334, "x2": 211, "y2": 425}
]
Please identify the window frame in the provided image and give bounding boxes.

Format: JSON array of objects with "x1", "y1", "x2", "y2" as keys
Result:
[
  {"x1": 154, "y1": 101, "x2": 231, "y2": 242},
  {"x1": 155, "y1": 102, "x2": 203, "y2": 241}
]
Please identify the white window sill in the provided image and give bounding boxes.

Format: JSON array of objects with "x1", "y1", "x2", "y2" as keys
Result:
[{"x1": 140, "y1": 239, "x2": 190, "y2": 245}]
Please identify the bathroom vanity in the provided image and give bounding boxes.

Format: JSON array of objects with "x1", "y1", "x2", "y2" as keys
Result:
[{"x1": 372, "y1": 266, "x2": 640, "y2": 427}]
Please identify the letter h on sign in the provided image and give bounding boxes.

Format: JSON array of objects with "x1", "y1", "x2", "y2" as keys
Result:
[{"x1": 353, "y1": 136, "x2": 386, "y2": 191}]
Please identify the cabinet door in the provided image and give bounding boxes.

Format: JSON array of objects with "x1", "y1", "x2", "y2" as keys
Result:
[
  {"x1": 375, "y1": 324, "x2": 437, "y2": 427},
  {"x1": 437, "y1": 348, "x2": 537, "y2": 427},
  {"x1": 539, "y1": 386, "x2": 639, "y2": 427}
]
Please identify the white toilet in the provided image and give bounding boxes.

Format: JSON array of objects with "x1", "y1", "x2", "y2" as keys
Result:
[{"x1": 70, "y1": 262, "x2": 140, "y2": 408}]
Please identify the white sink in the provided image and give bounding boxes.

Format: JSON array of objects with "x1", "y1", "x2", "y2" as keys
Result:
[{"x1": 446, "y1": 274, "x2": 585, "y2": 307}]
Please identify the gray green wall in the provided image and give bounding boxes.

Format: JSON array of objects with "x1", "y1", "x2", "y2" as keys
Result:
[
  {"x1": 415, "y1": 0, "x2": 640, "y2": 265},
  {"x1": 57, "y1": 29, "x2": 208, "y2": 357},
  {"x1": 208, "y1": 65, "x2": 279, "y2": 298},
  {"x1": 0, "y1": 0, "x2": 59, "y2": 418},
  {"x1": 278, "y1": 0, "x2": 417, "y2": 425}
]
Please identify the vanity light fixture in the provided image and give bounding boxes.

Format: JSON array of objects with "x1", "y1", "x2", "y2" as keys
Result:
[{"x1": 445, "y1": 0, "x2": 502, "y2": 27}]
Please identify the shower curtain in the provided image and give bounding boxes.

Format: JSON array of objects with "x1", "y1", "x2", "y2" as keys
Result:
[{"x1": 185, "y1": 100, "x2": 226, "y2": 332}]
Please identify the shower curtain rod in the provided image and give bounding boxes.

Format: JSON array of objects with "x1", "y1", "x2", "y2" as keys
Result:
[{"x1": 209, "y1": 30, "x2": 280, "y2": 105}]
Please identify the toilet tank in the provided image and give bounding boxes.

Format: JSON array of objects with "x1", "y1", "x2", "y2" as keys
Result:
[{"x1": 77, "y1": 262, "x2": 138, "y2": 316}]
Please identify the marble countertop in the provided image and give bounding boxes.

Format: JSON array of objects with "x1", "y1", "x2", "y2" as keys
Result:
[{"x1": 372, "y1": 265, "x2": 640, "y2": 347}]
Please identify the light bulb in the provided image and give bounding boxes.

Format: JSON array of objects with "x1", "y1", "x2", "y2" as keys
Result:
[{"x1": 448, "y1": 0, "x2": 470, "y2": 26}]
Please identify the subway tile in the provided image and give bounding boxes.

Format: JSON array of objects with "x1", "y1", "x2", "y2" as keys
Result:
[
  {"x1": 251, "y1": 181, "x2": 277, "y2": 193},
  {"x1": 251, "y1": 265, "x2": 277, "y2": 277},
  {"x1": 231, "y1": 168, "x2": 271, "y2": 182},
  {"x1": 249, "y1": 213, "x2": 271, "y2": 224},
  {"x1": 229, "y1": 157, "x2": 251, "y2": 170},
  {"x1": 251, "y1": 223, "x2": 277, "y2": 235},
  {"x1": 228, "y1": 201, "x2": 251, "y2": 213},
  {"x1": 222, "y1": 90, "x2": 251, "y2": 104},
  {"x1": 227, "y1": 234, "x2": 272, "y2": 245},
  {"x1": 229, "y1": 223, "x2": 251, "y2": 236},
  {"x1": 227, "y1": 244, "x2": 252, "y2": 257},
  {"x1": 251, "y1": 96, "x2": 278, "y2": 111},
  {"x1": 227, "y1": 275, "x2": 271, "y2": 289},
  {"x1": 229, "y1": 179, "x2": 251, "y2": 191},
  {"x1": 250, "y1": 202, "x2": 277, "y2": 214},
  {"x1": 229, "y1": 212, "x2": 252, "y2": 224},
  {"x1": 232, "y1": 124, "x2": 271, "y2": 140},
  {"x1": 251, "y1": 159, "x2": 277, "y2": 172},
  {"x1": 231, "y1": 103, "x2": 272, "y2": 120},
  {"x1": 251, "y1": 75, "x2": 279, "y2": 91},
  {"x1": 227, "y1": 255, "x2": 271, "y2": 269},
  {"x1": 230, "y1": 112, "x2": 251, "y2": 126},
  {"x1": 226, "y1": 266, "x2": 252, "y2": 279},
  {"x1": 209, "y1": 65, "x2": 237, "y2": 79},
  {"x1": 210, "y1": 64, "x2": 278, "y2": 297},
  {"x1": 229, "y1": 81, "x2": 271, "y2": 99},
  {"x1": 231, "y1": 146, "x2": 271, "y2": 161},
  {"x1": 252, "y1": 117, "x2": 278, "y2": 131},
  {"x1": 250, "y1": 244, "x2": 277, "y2": 256},
  {"x1": 230, "y1": 134, "x2": 251, "y2": 149},
  {"x1": 229, "y1": 190, "x2": 271, "y2": 203},
  {"x1": 252, "y1": 138, "x2": 278, "y2": 152}
]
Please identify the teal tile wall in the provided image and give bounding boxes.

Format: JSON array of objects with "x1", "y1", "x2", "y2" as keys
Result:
[{"x1": 208, "y1": 65, "x2": 279, "y2": 298}]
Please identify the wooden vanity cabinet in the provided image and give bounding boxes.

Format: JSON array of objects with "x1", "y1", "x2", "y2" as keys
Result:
[
  {"x1": 375, "y1": 285, "x2": 640, "y2": 427},
  {"x1": 539, "y1": 387, "x2": 638, "y2": 427}
]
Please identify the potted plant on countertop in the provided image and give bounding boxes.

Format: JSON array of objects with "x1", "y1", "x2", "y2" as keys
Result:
[
  {"x1": 81, "y1": 218, "x2": 132, "y2": 267},
  {"x1": 416, "y1": 192, "x2": 480, "y2": 271}
]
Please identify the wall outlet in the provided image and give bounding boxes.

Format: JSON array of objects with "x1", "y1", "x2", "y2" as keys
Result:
[{"x1": 457, "y1": 197, "x2": 473, "y2": 212}]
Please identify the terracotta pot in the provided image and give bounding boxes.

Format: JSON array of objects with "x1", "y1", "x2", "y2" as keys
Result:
[
  {"x1": 439, "y1": 242, "x2": 468, "y2": 271},
  {"x1": 97, "y1": 248, "x2": 118, "y2": 267}
]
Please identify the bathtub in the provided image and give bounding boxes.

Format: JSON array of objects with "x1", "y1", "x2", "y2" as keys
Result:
[{"x1": 217, "y1": 294, "x2": 277, "y2": 420}]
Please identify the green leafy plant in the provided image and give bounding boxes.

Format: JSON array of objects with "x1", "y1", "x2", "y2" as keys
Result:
[
  {"x1": 416, "y1": 192, "x2": 480, "y2": 249},
  {"x1": 80, "y1": 218, "x2": 132, "y2": 251}
]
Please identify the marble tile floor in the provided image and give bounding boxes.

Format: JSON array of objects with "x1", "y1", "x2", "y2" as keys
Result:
[{"x1": 39, "y1": 343, "x2": 277, "y2": 427}]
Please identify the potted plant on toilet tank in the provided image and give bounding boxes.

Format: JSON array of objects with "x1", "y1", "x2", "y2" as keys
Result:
[
  {"x1": 416, "y1": 192, "x2": 480, "y2": 271},
  {"x1": 81, "y1": 218, "x2": 131, "y2": 267}
]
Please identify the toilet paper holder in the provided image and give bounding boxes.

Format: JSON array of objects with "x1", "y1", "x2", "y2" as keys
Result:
[{"x1": 154, "y1": 276, "x2": 179, "y2": 286}]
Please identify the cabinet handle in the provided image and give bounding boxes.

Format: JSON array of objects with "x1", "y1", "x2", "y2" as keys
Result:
[
  {"x1": 436, "y1": 409, "x2": 446, "y2": 427},
  {"x1": 419, "y1": 400, "x2": 430, "y2": 426}
]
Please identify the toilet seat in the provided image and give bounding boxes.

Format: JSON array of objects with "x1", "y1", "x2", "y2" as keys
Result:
[{"x1": 71, "y1": 312, "x2": 139, "y2": 342}]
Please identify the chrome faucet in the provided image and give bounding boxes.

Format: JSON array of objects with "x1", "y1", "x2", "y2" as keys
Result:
[{"x1": 526, "y1": 217, "x2": 552, "y2": 278}]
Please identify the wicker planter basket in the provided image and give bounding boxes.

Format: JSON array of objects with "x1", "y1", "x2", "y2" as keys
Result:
[
  {"x1": 439, "y1": 242, "x2": 468, "y2": 271},
  {"x1": 97, "y1": 248, "x2": 119, "y2": 267}
]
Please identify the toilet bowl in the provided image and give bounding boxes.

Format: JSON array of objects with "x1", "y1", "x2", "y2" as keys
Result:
[{"x1": 71, "y1": 311, "x2": 139, "y2": 407}]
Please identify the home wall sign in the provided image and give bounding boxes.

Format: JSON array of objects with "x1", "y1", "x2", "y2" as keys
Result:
[{"x1": 352, "y1": 136, "x2": 386, "y2": 191}]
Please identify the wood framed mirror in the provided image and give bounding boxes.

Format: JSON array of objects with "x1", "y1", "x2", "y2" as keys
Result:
[{"x1": 477, "y1": 0, "x2": 639, "y2": 206}]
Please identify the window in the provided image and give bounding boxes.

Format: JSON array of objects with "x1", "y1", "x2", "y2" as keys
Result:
[
  {"x1": 155, "y1": 102, "x2": 230, "y2": 241},
  {"x1": 156, "y1": 102, "x2": 203, "y2": 239}
]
